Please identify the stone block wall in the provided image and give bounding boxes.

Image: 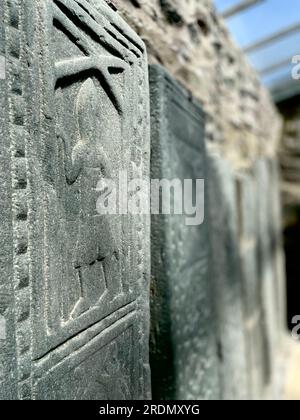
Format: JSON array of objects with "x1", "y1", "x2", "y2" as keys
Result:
[{"x1": 108, "y1": 0, "x2": 282, "y2": 169}]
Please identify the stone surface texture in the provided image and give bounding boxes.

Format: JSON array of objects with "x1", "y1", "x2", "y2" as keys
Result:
[
  {"x1": 208, "y1": 152, "x2": 248, "y2": 400},
  {"x1": 107, "y1": 0, "x2": 282, "y2": 170},
  {"x1": 110, "y1": 0, "x2": 286, "y2": 401},
  {"x1": 277, "y1": 97, "x2": 300, "y2": 337},
  {"x1": 150, "y1": 65, "x2": 220, "y2": 400},
  {"x1": 0, "y1": 0, "x2": 151, "y2": 400}
]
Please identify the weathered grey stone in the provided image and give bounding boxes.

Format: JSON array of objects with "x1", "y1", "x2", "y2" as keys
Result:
[
  {"x1": 235, "y1": 163, "x2": 287, "y2": 400},
  {"x1": 236, "y1": 174, "x2": 258, "y2": 318},
  {"x1": 1, "y1": 0, "x2": 151, "y2": 400},
  {"x1": 254, "y1": 159, "x2": 279, "y2": 392},
  {"x1": 235, "y1": 173, "x2": 265, "y2": 400},
  {"x1": 260, "y1": 159, "x2": 287, "y2": 399},
  {"x1": 149, "y1": 65, "x2": 220, "y2": 400},
  {"x1": 268, "y1": 160, "x2": 286, "y2": 345},
  {"x1": 207, "y1": 151, "x2": 248, "y2": 400},
  {"x1": 0, "y1": 0, "x2": 18, "y2": 401}
]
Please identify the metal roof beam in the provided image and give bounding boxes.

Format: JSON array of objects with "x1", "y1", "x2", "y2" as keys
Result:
[
  {"x1": 244, "y1": 22, "x2": 300, "y2": 54},
  {"x1": 222, "y1": 0, "x2": 265, "y2": 19},
  {"x1": 259, "y1": 58, "x2": 292, "y2": 76}
]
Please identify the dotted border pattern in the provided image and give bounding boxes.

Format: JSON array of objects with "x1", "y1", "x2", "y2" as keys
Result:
[{"x1": 5, "y1": 0, "x2": 31, "y2": 400}]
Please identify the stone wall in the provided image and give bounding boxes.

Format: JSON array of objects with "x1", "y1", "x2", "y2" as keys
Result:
[{"x1": 107, "y1": 0, "x2": 282, "y2": 168}]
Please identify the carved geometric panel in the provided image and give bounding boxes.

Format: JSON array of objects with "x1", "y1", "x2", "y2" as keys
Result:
[
  {"x1": 2, "y1": 0, "x2": 150, "y2": 400},
  {"x1": 33, "y1": 311, "x2": 140, "y2": 400}
]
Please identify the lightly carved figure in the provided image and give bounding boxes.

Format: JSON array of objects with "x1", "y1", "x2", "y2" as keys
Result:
[{"x1": 57, "y1": 77, "x2": 120, "y2": 318}]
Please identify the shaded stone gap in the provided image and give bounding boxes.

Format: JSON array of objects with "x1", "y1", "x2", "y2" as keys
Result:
[{"x1": 283, "y1": 207, "x2": 300, "y2": 331}]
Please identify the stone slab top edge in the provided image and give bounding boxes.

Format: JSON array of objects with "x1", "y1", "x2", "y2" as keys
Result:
[{"x1": 149, "y1": 63, "x2": 206, "y2": 124}]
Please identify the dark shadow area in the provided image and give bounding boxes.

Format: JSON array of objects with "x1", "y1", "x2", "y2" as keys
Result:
[
  {"x1": 149, "y1": 212, "x2": 177, "y2": 400},
  {"x1": 284, "y1": 206, "x2": 300, "y2": 331}
]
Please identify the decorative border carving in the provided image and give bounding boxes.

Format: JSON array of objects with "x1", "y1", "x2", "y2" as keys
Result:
[{"x1": 4, "y1": 0, "x2": 31, "y2": 400}]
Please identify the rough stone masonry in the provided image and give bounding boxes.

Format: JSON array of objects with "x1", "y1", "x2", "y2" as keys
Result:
[
  {"x1": 0, "y1": 0, "x2": 287, "y2": 400},
  {"x1": 109, "y1": 0, "x2": 282, "y2": 169}
]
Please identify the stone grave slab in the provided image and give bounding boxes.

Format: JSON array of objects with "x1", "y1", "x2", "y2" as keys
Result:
[
  {"x1": 0, "y1": 0, "x2": 151, "y2": 400},
  {"x1": 235, "y1": 172, "x2": 265, "y2": 400},
  {"x1": 207, "y1": 152, "x2": 248, "y2": 400},
  {"x1": 254, "y1": 158, "x2": 280, "y2": 390},
  {"x1": 149, "y1": 64, "x2": 220, "y2": 400}
]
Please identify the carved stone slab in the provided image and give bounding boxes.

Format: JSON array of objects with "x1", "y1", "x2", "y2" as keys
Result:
[
  {"x1": 254, "y1": 159, "x2": 280, "y2": 389},
  {"x1": 1, "y1": 0, "x2": 150, "y2": 400},
  {"x1": 268, "y1": 160, "x2": 286, "y2": 346},
  {"x1": 207, "y1": 152, "x2": 248, "y2": 400},
  {"x1": 149, "y1": 65, "x2": 220, "y2": 400},
  {"x1": 236, "y1": 173, "x2": 265, "y2": 400}
]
